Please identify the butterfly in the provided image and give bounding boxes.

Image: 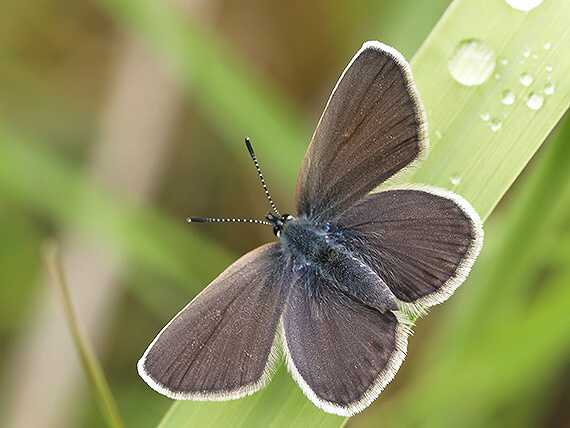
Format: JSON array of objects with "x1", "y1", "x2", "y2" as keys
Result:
[{"x1": 138, "y1": 41, "x2": 483, "y2": 416}]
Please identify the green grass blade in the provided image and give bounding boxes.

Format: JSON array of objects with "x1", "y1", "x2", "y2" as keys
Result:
[
  {"x1": 42, "y1": 241, "x2": 126, "y2": 428},
  {"x1": 158, "y1": 369, "x2": 345, "y2": 428},
  {"x1": 410, "y1": 0, "x2": 570, "y2": 220}
]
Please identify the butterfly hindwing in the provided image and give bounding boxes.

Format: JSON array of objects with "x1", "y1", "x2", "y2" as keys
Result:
[
  {"x1": 295, "y1": 41, "x2": 428, "y2": 221},
  {"x1": 138, "y1": 243, "x2": 291, "y2": 400},
  {"x1": 333, "y1": 187, "x2": 483, "y2": 309},
  {"x1": 282, "y1": 270, "x2": 409, "y2": 416}
]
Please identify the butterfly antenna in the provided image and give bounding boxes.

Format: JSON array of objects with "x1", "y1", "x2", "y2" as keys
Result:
[
  {"x1": 245, "y1": 137, "x2": 281, "y2": 217},
  {"x1": 187, "y1": 217, "x2": 272, "y2": 226},
  {"x1": 187, "y1": 138, "x2": 282, "y2": 229}
]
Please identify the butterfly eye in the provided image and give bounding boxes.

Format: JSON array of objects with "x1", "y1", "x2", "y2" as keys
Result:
[{"x1": 265, "y1": 213, "x2": 294, "y2": 237}]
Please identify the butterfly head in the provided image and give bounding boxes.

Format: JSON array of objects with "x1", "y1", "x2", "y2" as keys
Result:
[{"x1": 266, "y1": 212, "x2": 294, "y2": 237}]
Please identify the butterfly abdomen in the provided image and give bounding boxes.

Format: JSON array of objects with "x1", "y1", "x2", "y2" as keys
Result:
[{"x1": 281, "y1": 218, "x2": 398, "y2": 313}]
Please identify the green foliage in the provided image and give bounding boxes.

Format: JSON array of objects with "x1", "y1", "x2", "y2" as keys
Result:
[{"x1": 0, "y1": 0, "x2": 568, "y2": 427}]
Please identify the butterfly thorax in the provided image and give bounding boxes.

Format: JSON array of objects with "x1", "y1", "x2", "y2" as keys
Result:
[
  {"x1": 280, "y1": 217, "x2": 337, "y2": 269},
  {"x1": 281, "y1": 217, "x2": 398, "y2": 313}
]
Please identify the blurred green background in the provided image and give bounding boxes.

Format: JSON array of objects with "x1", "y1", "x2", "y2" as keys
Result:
[{"x1": 0, "y1": 0, "x2": 568, "y2": 427}]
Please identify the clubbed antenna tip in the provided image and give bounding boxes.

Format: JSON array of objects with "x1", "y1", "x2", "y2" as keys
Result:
[{"x1": 245, "y1": 137, "x2": 255, "y2": 158}]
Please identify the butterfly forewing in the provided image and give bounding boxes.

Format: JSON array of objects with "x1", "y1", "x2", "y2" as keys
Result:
[
  {"x1": 138, "y1": 243, "x2": 291, "y2": 400},
  {"x1": 333, "y1": 188, "x2": 483, "y2": 309},
  {"x1": 295, "y1": 41, "x2": 427, "y2": 221},
  {"x1": 283, "y1": 271, "x2": 409, "y2": 416}
]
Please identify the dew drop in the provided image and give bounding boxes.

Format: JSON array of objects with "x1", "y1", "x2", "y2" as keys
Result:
[
  {"x1": 434, "y1": 130, "x2": 442, "y2": 139},
  {"x1": 495, "y1": 73, "x2": 501, "y2": 80},
  {"x1": 543, "y1": 42, "x2": 551, "y2": 50},
  {"x1": 500, "y1": 58, "x2": 508, "y2": 66},
  {"x1": 504, "y1": 0, "x2": 544, "y2": 11},
  {"x1": 544, "y1": 83, "x2": 555, "y2": 95},
  {"x1": 490, "y1": 118, "x2": 503, "y2": 131},
  {"x1": 448, "y1": 39, "x2": 496, "y2": 86},
  {"x1": 501, "y1": 90, "x2": 516, "y2": 105},
  {"x1": 545, "y1": 65, "x2": 553, "y2": 72},
  {"x1": 480, "y1": 112, "x2": 490, "y2": 121},
  {"x1": 522, "y1": 47, "x2": 531, "y2": 58},
  {"x1": 526, "y1": 93, "x2": 544, "y2": 110},
  {"x1": 450, "y1": 173, "x2": 462, "y2": 186},
  {"x1": 519, "y1": 72, "x2": 533, "y2": 86}
]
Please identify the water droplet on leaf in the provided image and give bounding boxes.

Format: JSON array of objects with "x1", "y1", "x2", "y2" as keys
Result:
[
  {"x1": 504, "y1": 0, "x2": 543, "y2": 11},
  {"x1": 490, "y1": 118, "x2": 503, "y2": 131},
  {"x1": 448, "y1": 39, "x2": 496, "y2": 86},
  {"x1": 501, "y1": 90, "x2": 516, "y2": 105},
  {"x1": 522, "y1": 47, "x2": 531, "y2": 58},
  {"x1": 450, "y1": 174, "x2": 462, "y2": 185},
  {"x1": 519, "y1": 72, "x2": 533, "y2": 86},
  {"x1": 526, "y1": 93, "x2": 544, "y2": 110}
]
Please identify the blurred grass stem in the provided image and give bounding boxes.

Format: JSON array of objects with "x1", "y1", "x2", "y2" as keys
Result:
[{"x1": 42, "y1": 241, "x2": 126, "y2": 428}]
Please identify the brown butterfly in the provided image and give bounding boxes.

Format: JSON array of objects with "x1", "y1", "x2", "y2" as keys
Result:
[{"x1": 138, "y1": 41, "x2": 483, "y2": 416}]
